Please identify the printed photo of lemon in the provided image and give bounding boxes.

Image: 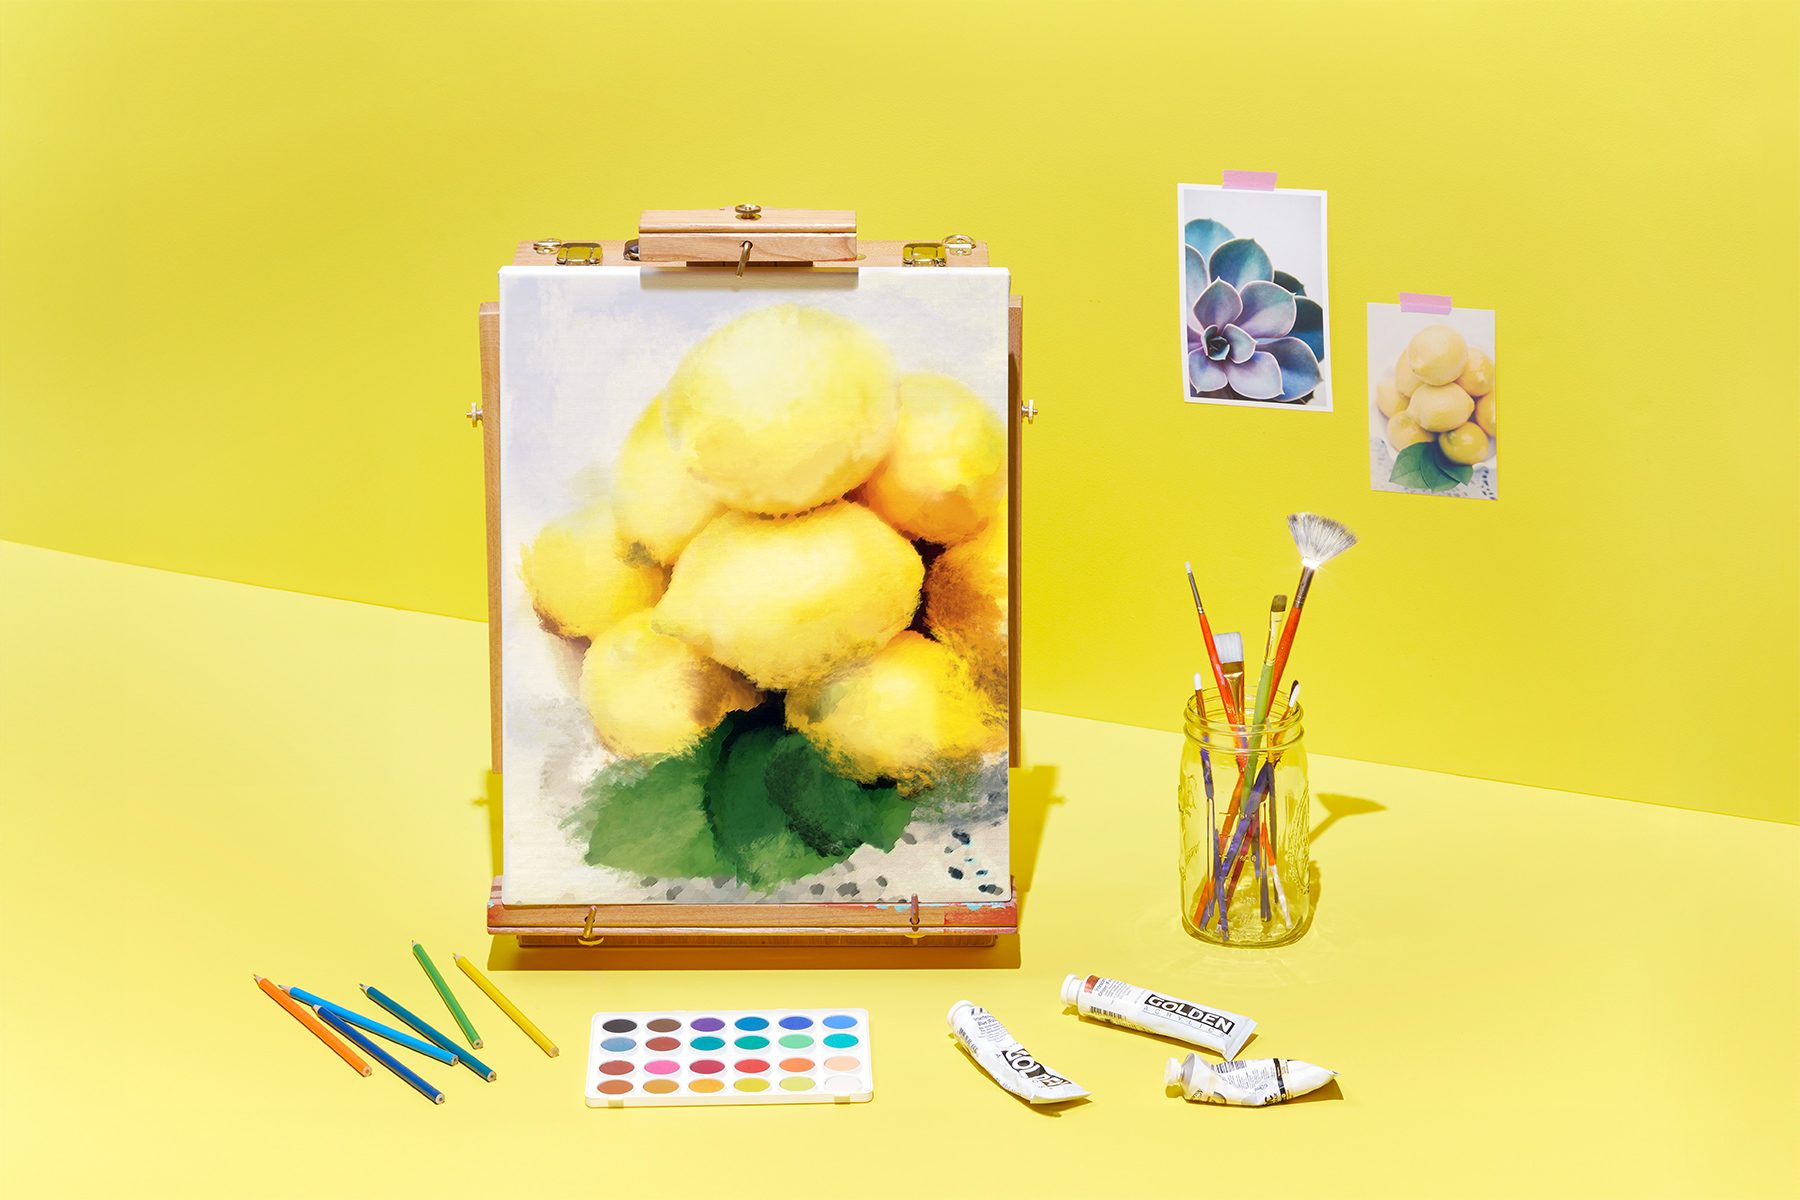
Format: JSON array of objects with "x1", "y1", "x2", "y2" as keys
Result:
[
  {"x1": 1404, "y1": 324, "x2": 1469, "y2": 386},
  {"x1": 1408, "y1": 382, "x2": 1475, "y2": 432}
]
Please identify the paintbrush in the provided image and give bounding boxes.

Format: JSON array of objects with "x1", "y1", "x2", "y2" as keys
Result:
[
  {"x1": 1255, "y1": 594, "x2": 1288, "y2": 844},
  {"x1": 1261, "y1": 595, "x2": 1288, "y2": 676},
  {"x1": 1203, "y1": 513, "x2": 1353, "y2": 929},
  {"x1": 1266, "y1": 513, "x2": 1357, "y2": 701},
  {"x1": 1213, "y1": 632, "x2": 1246, "y2": 718},
  {"x1": 1202, "y1": 679, "x2": 1305, "y2": 928},
  {"x1": 1185, "y1": 564, "x2": 1246, "y2": 729},
  {"x1": 1194, "y1": 675, "x2": 1227, "y2": 941}
]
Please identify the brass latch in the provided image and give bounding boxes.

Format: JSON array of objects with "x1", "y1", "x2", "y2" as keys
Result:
[{"x1": 577, "y1": 906, "x2": 605, "y2": 946}]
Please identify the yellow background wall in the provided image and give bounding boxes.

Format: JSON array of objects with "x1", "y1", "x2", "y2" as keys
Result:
[{"x1": 3, "y1": 0, "x2": 1795, "y2": 823}]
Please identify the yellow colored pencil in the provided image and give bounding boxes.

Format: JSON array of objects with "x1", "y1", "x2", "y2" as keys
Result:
[{"x1": 453, "y1": 952, "x2": 558, "y2": 1058}]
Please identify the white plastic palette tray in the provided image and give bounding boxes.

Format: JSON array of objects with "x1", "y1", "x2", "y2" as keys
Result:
[{"x1": 585, "y1": 1008, "x2": 874, "y2": 1108}]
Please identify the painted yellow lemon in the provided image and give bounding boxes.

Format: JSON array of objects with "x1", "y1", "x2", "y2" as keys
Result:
[
  {"x1": 1386, "y1": 411, "x2": 1434, "y2": 451},
  {"x1": 786, "y1": 632, "x2": 1005, "y2": 793},
  {"x1": 519, "y1": 501, "x2": 665, "y2": 638},
  {"x1": 1408, "y1": 381, "x2": 1476, "y2": 432},
  {"x1": 1404, "y1": 324, "x2": 1468, "y2": 387},
  {"x1": 664, "y1": 305, "x2": 897, "y2": 515},
  {"x1": 923, "y1": 505, "x2": 1009, "y2": 704},
  {"x1": 653, "y1": 502, "x2": 922, "y2": 689},
  {"x1": 580, "y1": 611, "x2": 761, "y2": 758},
  {"x1": 858, "y1": 373, "x2": 1005, "y2": 544},
  {"x1": 1457, "y1": 347, "x2": 1495, "y2": 397},
  {"x1": 1394, "y1": 356, "x2": 1423, "y2": 399},
  {"x1": 1439, "y1": 422, "x2": 1491, "y2": 465},
  {"x1": 1475, "y1": 390, "x2": 1497, "y2": 438},
  {"x1": 612, "y1": 396, "x2": 724, "y2": 564},
  {"x1": 1376, "y1": 375, "x2": 1407, "y2": 418}
]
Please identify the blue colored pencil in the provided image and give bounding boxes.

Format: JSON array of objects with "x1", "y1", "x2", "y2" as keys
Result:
[
  {"x1": 316, "y1": 1007, "x2": 445, "y2": 1105},
  {"x1": 286, "y1": 986, "x2": 458, "y2": 1066},
  {"x1": 360, "y1": 984, "x2": 497, "y2": 1082}
]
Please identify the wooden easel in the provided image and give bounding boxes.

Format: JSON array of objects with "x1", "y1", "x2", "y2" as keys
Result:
[{"x1": 477, "y1": 206, "x2": 1026, "y2": 947}]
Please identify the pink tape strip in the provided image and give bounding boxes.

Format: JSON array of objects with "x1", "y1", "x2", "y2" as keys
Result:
[
  {"x1": 1399, "y1": 292, "x2": 1453, "y2": 315},
  {"x1": 1221, "y1": 170, "x2": 1277, "y2": 191}
]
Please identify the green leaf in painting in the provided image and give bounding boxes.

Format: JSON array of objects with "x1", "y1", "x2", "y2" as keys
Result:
[
  {"x1": 582, "y1": 720, "x2": 734, "y2": 878},
  {"x1": 765, "y1": 734, "x2": 913, "y2": 857},
  {"x1": 1390, "y1": 441, "x2": 1473, "y2": 492},
  {"x1": 704, "y1": 725, "x2": 843, "y2": 889}
]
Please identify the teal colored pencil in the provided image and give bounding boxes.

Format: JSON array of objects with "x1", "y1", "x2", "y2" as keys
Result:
[
  {"x1": 285, "y1": 986, "x2": 458, "y2": 1066},
  {"x1": 316, "y1": 1008, "x2": 444, "y2": 1105},
  {"x1": 361, "y1": 984, "x2": 496, "y2": 1082},
  {"x1": 413, "y1": 941, "x2": 482, "y2": 1049}
]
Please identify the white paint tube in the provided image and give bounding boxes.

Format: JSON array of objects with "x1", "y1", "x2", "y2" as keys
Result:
[
  {"x1": 1061, "y1": 973, "x2": 1255, "y2": 1060},
  {"x1": 948, "y1": 1000, "x2": 1089, "y2": 1105},
  {"x1": 1166, "y1": 1053, "x2": 1337, "y2": 1106}
]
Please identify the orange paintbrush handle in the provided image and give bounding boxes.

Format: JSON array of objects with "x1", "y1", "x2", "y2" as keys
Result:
[
  {"x1": 1265, "y1": 571, "x2": 1313, "y2": 702},
  {"x1": 256, "y1": 975, "x2": 372, "y2": 1077},
  {"x1": 1195, "y1": 609, "x2": 1245, "y2": 728}
]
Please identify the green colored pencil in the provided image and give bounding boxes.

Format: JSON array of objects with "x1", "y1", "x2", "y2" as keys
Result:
[{"x1": 413, "y1": 940, "x2": 481, "y2": 1049}]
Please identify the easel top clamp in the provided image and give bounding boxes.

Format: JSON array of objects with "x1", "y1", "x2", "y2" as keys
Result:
[
  {"x1": 520, "y1": 204, "x2": 987, "y2": 271},
  {"x1": 478, "y1": 205, "x2": 1026, "y2": 947}
]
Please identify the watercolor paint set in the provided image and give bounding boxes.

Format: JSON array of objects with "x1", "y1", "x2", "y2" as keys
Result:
[{"x1": 585, "y1": 1009, "x2": 873, "y2": 1107}]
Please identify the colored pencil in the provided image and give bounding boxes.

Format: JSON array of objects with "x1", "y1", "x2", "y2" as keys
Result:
[
  {"x1": 413, "y1": 941, "x2": 482, "y2": 1049},
  {"x1": 454, "y1": 953, "x2": 559, "y2": 1058},
  {"x1": 285, "y1": 986, "x2": 458, "y2": 1066},
  {"x1": 316, "y1": 1007, "x2": 445, "y2": 1105},
  {"x1": 361, "y1": 984, "x2": 497, "y2": 1082},
  {"x1": 254, "y1": 975, "x2": 371, "y2": 1077}
]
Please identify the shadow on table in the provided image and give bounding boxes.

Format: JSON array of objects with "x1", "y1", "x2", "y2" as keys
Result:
[{"x1": 1310, "y1": 792, "x2": 1383, "y2": 843}]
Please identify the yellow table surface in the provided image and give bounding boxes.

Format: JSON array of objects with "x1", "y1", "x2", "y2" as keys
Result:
[{"x1": 3, "y1": 540, "x2": 1796, "y2": 1198}]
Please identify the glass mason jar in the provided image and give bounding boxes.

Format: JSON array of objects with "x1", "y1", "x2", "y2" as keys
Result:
[{"x1": 1177, "y1": 686, "x2": 1311, "y2": 947}]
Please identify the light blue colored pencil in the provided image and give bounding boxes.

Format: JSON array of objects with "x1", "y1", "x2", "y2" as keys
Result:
[
  {"x1": 286, "y1": 986, "x2": 458, "y2": 1066},
  {"x1": 360, "y1": 983, "x2": 496, "y2": 1082},
  {"x1": 316, "y1": 1008, "x2": 445, "y2": 1105}
]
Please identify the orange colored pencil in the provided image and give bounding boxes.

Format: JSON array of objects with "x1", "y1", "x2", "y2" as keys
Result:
[{"x1": 254, "y1": 974, "x2": 372, "y2": 1077}]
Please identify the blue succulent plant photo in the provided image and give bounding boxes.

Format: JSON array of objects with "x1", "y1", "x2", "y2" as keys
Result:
[{"x1": 1183, "y1": 217, "x2": 1326, "y2": 404}]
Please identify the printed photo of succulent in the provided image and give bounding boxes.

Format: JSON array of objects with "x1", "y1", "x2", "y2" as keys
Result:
[
  {"x1": 498, "y1": 271, "x2": 1013, "y2": 905},
  {"x1": 1178, "y1": 184, "x2": 1331, "y2": 410},
  {"x1": 1366, "y1": 304, "x2": 1498, "y2": 500}
]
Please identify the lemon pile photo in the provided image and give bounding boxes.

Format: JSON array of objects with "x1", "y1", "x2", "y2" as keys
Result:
[
  {"x1": 518, "y1": 304, "x2": 1009, "y2": 891},
  {"x1": 1376, "y1": 323, "x2": 1497, "y2": 492}
]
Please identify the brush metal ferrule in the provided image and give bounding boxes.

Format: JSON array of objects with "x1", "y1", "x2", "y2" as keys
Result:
[{"x1": 1292, "y1": 567, "x2": 1317, "y2": 609}]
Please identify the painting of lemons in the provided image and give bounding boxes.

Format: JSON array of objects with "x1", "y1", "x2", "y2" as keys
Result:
[{"x1": 498, "y1": 269, "x2": 1012, "y2": 905}]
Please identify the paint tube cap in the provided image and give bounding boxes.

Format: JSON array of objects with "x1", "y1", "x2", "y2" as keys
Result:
[
  {"x1": 946, "y1": 1000, "x2": 976, "y2": 1027},
  {"x1": 1164, "y1": 1057, "x2": 1185, "y2": 1089},
  {"x1": 1059, "y1": 974, "x2": 1084, "y2": 1006}
]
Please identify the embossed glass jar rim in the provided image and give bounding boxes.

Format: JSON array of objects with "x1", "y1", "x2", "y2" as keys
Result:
[{"x1": 1183, "y1": 687, "x2": 1304, "y2": 751}]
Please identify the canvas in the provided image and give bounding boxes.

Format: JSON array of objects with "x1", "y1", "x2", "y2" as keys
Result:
[
  {"x1": 1177, "y1": 184, "x2": 1331, "y2": 411},
  {"x1": 498, "y1": 267, "x2": 1012, "y2": 906}
]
